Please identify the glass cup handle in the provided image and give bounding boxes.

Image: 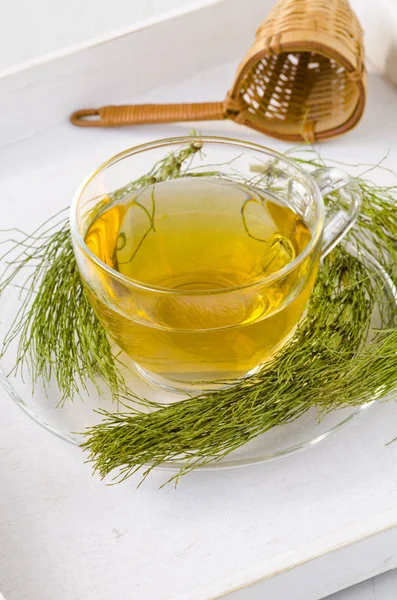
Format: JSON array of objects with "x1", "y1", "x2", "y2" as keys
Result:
[{"x1": 311, "y1": 167, "x2": 362, "y2": 258}]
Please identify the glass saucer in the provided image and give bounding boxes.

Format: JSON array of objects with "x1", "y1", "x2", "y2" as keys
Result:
[{"x1": 0, "y1": 248, "x2": 394, "y2": 472}]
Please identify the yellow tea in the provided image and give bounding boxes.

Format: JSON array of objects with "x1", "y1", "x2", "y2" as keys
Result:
[{"x1": 84, "y1": 177, "x2": 315, "y2": 386}]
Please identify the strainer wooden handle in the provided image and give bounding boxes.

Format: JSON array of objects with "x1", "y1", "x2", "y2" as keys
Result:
[{"x1": 70, "y1": 101, "x2": 233, "y2": 127}]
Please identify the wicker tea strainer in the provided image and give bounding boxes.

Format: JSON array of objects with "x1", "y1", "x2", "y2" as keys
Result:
[{"x1": 70, "y1": 0, "x2": 366, "y2": 142}]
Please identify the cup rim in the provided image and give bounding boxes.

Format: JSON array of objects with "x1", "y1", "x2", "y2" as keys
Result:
[{"x1": 70, "y1": 135, "x2": 324, "y2": 295}]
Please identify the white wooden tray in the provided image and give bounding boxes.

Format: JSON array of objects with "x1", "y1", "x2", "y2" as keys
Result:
[{"x1": 1, "y1": 2, "x2": 397, "y2": 600}]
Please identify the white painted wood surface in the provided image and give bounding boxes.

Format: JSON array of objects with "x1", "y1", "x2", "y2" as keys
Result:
[
  {"x1": 0, "y1": 0, "x2": 219, "y2": 72},
  {"x1": 226, "y1": 569, "x2": 397, "y2": 599},
  {"x1": 1, "y1": 2, "x2": 397, "y2": 599},
  {"x1": 327, "y1": 570, "x2": 397, "y2": 600}
]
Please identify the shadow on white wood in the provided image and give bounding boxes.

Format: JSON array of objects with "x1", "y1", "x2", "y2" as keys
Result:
[{"x1": 326, "y1": 569, "x2": 397, "y2": 600}]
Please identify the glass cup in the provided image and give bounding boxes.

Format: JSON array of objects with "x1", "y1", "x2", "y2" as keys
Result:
[{"x1": 70, "y1": 136, "x2": 361, "y2": 392}]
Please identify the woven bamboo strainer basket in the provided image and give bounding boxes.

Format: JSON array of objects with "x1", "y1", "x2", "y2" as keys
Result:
[{"x1": 71, "y1": 0, "x2": 366, "y2": 142}]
